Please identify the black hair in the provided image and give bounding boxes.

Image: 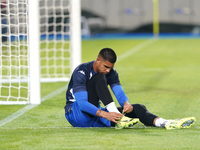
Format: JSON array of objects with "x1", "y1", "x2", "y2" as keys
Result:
[{"x1": 98, "y1": 48, "x2": 117, "y2": 63}]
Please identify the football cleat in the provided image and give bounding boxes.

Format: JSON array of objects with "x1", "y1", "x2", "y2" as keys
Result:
[
  {"x1": 165, "y1": 117, "x2": 196, "y2": 130},
  {"x1": 115, "y1": 116, "x2": 139, "y2": 129}
]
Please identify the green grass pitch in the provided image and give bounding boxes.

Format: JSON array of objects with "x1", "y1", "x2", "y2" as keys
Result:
[{"x1": 0, "y1": 38, "x2": 200, "y2": 149}]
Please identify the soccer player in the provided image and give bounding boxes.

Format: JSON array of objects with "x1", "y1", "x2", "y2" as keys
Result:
[{"x1": 64, "y1": 48, "x2": 196, "y2": 129}]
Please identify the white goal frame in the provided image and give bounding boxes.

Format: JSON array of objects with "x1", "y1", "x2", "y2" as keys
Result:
[{"x1": 0, "y1": 0, "x2": 81, "y2": 105}]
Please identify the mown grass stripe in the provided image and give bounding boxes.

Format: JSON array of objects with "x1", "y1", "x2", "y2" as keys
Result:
[
  {"x1": 117, "y1": 38, "x2": 158, "y2": 62},
  {"x1": 0, "y1": 85, "x2": 68, "y2": 127}
]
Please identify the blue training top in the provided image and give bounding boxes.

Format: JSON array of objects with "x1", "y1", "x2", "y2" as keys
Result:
[{"x1": 66, "y1": 60, "x2": 129, "y2": 116}]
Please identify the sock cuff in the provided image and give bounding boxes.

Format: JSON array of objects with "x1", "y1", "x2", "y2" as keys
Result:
[
  {"x1": 155, "y1": 118, "x2": 168, "y2": 127},
  {"x1": 105, "y1": 102, "x2": 120, "y2": 113}
]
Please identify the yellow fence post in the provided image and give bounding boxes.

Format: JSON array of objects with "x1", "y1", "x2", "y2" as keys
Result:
[{"x1": 153, "y1": 0, "x2": 159, "y2": 36}]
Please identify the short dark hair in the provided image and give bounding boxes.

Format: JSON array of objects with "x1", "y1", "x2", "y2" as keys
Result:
[{"x1": 98, "y1": 48, "x2": 117, "y2": 63}]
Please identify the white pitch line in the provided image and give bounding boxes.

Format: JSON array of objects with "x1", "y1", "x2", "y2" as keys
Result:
[
  {"x1": 0, "y1": 85, "x2": 68, "y2": 127},
  {"x1": 1, "y1": 126, "x2": 199, "y2": 130},
  {"x1": 0, "y1": 38, "x2": 158, "y2": 127},
  {"x1": 117, "y1": 38, "x2": 158, "y2": 62}
]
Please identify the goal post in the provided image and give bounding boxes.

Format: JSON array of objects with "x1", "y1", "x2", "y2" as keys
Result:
[
  {"x1": 71, "y1": 0, "x2": 81, "y2": 72},
  {"x1": 0, "y1": 0, "x2": 81, "y2": 105},
  {"x1": 29, "y1": 0, "x2": 40, "y2": 104}
]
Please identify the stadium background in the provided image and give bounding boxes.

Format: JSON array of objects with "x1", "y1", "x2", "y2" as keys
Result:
[
  {"x1": 2, "y1": 0, "x2": 200, "y2": 39},
  {"x1": 80, "y1": 0, "x2": 200, "y2": 36}
]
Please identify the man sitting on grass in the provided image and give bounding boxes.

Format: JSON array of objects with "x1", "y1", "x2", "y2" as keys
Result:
[{"x1": 64, "y1": 48, "x2": 196, "y2": 129}]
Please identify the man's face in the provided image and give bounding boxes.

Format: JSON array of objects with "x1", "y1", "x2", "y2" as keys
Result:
[{"x1": 96, "y1": 57, "x2": 114, "y2": 75}]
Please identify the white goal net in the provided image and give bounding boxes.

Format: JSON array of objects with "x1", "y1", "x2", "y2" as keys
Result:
[{"x1": 0, "y1": 0, "x2": 81, "y2": 104}]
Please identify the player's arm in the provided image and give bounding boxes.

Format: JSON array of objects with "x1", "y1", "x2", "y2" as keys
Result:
[
  {"x1": 112, "y1": 85, "x2": 133, "y2": 113},
  {"x1": 74, "y1": 91, "x2": 98, "y2": 116},
  {"x1": 72, "y1": 67, "x2": 100, "y2": 116},
  {"x1": 108, "y1": 69, "x2": 128, "y2": 106},
  {"x1": 112, "y1": 85, "x2": 129, "y2": 106},
  {"x1": 75, "y1": 91, "x2": 123, "y2": 122}
]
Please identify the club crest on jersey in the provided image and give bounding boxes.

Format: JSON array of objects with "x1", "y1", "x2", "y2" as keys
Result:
[{"x1": 78, "y1": 70, "x2": 85, "y2": 75}]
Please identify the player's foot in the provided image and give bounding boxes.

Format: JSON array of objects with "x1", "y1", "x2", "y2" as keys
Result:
[
  {"x1": 165, "y1": 117, "x2": 196, "y2": 130},
  {"x1": 115, "y1": 116, "x2": 139, "y2": 129}
]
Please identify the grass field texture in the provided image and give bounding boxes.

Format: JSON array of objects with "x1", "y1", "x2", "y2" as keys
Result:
[{"x1": 0, "y1": 38, "x2": 200, "y2": 149}]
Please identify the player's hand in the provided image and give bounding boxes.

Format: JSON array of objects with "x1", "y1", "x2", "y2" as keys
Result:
[
  {"x1": 96, "y1": 109, "x2": 123, "y2": 123},
  {"x1": 123, "y1": 101, "x2": 133, "y2": 113},
  {"x1": 106, "y1": 112, "x2": 123, "y2": 123}
]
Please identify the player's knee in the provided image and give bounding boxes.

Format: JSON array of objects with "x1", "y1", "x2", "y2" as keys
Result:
[
  {"x1": 96, "y1": 73, "x2": 106, "y2": 79},
  {"x1": 95, "y1": 73, "x2": 107, "y2": 84},
  {"x1": 133, "y1": 103, "x2": 147, "y2": 111},
  {"x1": 90, "y1": 73, "x2": 105, "y2": 81},
  {"x1": 87, "y1": 73, "x2": 106, "y2": 86}
]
